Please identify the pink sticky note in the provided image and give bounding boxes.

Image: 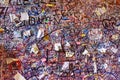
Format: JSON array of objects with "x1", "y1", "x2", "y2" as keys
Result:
[{"x1": 41, "y1": 58, "x2": 46, "y2": 62}]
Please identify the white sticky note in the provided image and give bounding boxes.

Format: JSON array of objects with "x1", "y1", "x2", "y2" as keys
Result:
[
  {"x1": 118, "y1": 57, "x2": 120, "y2": 62},
  {"x1": 20, "y1": 12, "x2": 29, "y2": 21},
  {"x1": 62, "y1": 62, "x2": 69, "y2": 71},
  {"x1": 37, "y1": 28, "x2": 44, "y2": 38},
  {"x1": 38, "y1": 72, "x2": 48, "y2": 80},
  {"x1": 30, "y1": 44, "x2": 39, "y2": 54},
  {"x1": 82, "y1": 49, "x2": 88, "y2": 55},
  {"x1": 23, "y1": 30, "x2": 31, "y2": 37},
  {"x1": 98, "y1": 47, "x2": 107, "y2": 53},
  {"x1": 65, "y1": 41, "x2": 70, "y2": 47},
  {"x1": 14, "y1": 72, "x2": 26, "y2": 80},
  {"x1": 54, "y1": 43, "x2": 62, "y2": 51},
  {"x1": 103, "y1": 63, "x2": 108, "y2": 69},
  {"x1": 9, "y1": 14, "x2": 18, "y2": 22},
  {"x1": 14, "y1": 31, "x2": 21, "y2": 38},
  {"x1": 38, "y1": 73, "x2": 45, "y2": 80},
  {"x1": 111, "y1": 47, "x2": 118, "y2": 53}
]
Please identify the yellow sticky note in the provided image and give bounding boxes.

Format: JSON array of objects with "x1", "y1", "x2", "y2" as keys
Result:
[
  {"x1": 66, "y1": 51, "x2": 74, "y2": 57},
  {"x1": 43, "y1": 35, "x2": 49, "y2": 41},
  {"x1": 0, "y1": 28, "x2": 4, "y2": 33},
  {"x1": 81, "y1": 34, "x2": 86, "y2": 37},
  {"x1": 95, "y1": 10, "x2": 101, "y2": 16},
  {"x1": 42, "y1": 10, "x2": 45, "y2": 13},
  {"x1": 6, "y1": 58, "x2": 19, "y2": 64},
  {"x1": 31, "y1": 44, "x2": 39, "y2": 54},
  {"x1": 95, "y1": 7, "x2": 106, "y2": 16},
  {"x1": 81, "y1": 44, "x2": 87, "y2": 46},
  {"x1": 46, "y1": 4, "x2": 54, "y2": 7}
]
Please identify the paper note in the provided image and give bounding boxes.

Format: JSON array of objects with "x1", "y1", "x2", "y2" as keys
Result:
[
  {"x1": 111, "y1": 47, "x2": 118, "y2": 53},
  {"x1": 23, "y1": 30, "x2": 31, "y2": 37},
  {"x1": 103, "y1": 63, "x2": 108, "y2": 69},
  {"x1": 20, "y1": 12, "x2": 29, "y2": 21},
  {"x1": 65, "y1": 41, "x2": 70, "y2": 47},
  {"x1": 61, "y1": 62, "x2": 69, "y2": 71},
  {"x1": 30, "y1": 44, "x2": 39, "y2": 54},
  {"x1": 46, "y1": 4, "x2": 54, "y2": 7},
  {"x1": 0, "y1": 28, "x2": 4, "y2": 33},
  {"x1": 80, "y1": 33, "x2": 86, "y2": 37},
  {"x1": 14, "y1": 31, "x2": 21, "y2": 38},
  {"x1": 38, "y1": 72, "x2": 48, "y2": 79},
  {"x1": 54, "y1": 43, "x2": 62, "y2": 51},
  {"x1": 93, "y1": 61, "x2": 97, "y2": 73},
  {"x1": 82, "y1": 49, "x2": 89, "y2": 55},
  {"x1": 37, "y1": 28, "x2": 44, "y2": 38},
  {"x1": 118, "y1": 57, "x2": 120, "y2": 62},
  {"x1": 14, "y1": 72, "x2": 26, "y2": 80},
  {"x1": 66, "y1": 51, "x2": 74, "y2": 57},
  {"x1": 6, "y1": 58, "x2": 19, "y2": 64},
  {"x1": 9, "y1": 14, "x2": 18, "y2": 22},
  {"x1": 95, "y1": 7, "x2": 106, "y2": 16},
  {"x1": 98, "y1": 47, "x2": 107, "y2": 53}
]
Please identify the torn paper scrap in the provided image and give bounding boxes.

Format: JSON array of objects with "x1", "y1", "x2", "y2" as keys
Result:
[
  {"x1": 14, "y1": 72, "x2": 26, "y2": 80},
  {"x1": 30, "y1": 44, "x2": 39, "y2": 54},
  {"x1": 20, "y1": 12, "x2": 29, "y2": 21}
]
